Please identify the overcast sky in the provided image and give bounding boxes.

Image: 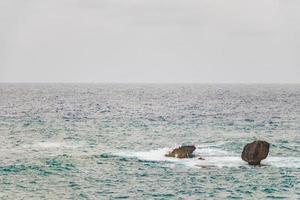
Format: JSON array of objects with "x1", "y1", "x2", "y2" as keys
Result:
[{"x1": 0, "y1": 0, "x2": 299, "y2": 83}]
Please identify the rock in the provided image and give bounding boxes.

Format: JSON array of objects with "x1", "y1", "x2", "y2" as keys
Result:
[
  {"x1": 165, "y1": 145, "x2": 196, "y2": 158},
  {"x1": 241, "y1": 140, "x2": 270, "y2": 165}
]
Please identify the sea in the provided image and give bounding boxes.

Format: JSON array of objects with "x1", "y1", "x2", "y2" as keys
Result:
[{"x1": 0, "y1": 83, "x2": 299, "y2": 199}]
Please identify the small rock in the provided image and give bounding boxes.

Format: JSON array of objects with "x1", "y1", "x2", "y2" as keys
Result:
[{"x1": 165, "y1": 145, "x2": 196, "y2": 159}]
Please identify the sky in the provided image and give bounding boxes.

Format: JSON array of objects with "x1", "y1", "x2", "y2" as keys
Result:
[{"x1": 0, "y1": 0, "x2": 300, "y2": 83}]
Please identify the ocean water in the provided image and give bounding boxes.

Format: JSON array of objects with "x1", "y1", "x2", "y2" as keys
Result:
[{"x1": 0, "y1": 83, "x2": 299, "y2": 199}]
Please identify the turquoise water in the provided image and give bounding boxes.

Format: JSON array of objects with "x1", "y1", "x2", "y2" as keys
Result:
[{"x1": 0, "y1": 84, "x2": 299, "y2": 199}]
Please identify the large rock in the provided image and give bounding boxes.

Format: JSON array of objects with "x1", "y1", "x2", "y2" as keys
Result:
[
  {"x1": 165, "y1": 145, "x2": 196, "y2": 158},
  {"x1": 241, "y1": 140, "x2": 270, "y2": 165}
]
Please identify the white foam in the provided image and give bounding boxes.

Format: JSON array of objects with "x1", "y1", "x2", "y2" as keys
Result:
[
  {"x1": 264, "y1": 157, "x2": 300, "y2": 168},
  {"x1": 115, "y1": 148, "x2": 172, "y2": 162},
  {"x1": 23, "y1": 142, "x2": 82, "y2": 149},
  {"x1": 195, "y1": 148, "x2": 232, "y2": 156},
  {"x1": 36, "y1": 142, "x2": 62, "y2": 148},
  {"x1": 114, "y1": 147, "x2": 300, "y2": 168}
]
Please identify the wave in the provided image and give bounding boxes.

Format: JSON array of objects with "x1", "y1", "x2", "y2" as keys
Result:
[
  {"x1": 114, "y1": 147, "x2": 300, "y2": 168},
  {"x1": 22, "y1": 142, "x2": 82, "y2": 149}
]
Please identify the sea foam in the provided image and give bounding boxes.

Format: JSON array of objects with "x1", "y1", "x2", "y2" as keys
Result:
[
  {"x1": 21, "y1": 142, "x2": 82, "y2": 149},
  {"x1": 114, "y1": 147, "x2": 300, "y2": 168}
]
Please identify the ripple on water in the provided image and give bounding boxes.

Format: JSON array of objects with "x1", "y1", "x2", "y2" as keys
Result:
[{"x1": 1, "y1": 84, "x2": 300, "y2": 199}]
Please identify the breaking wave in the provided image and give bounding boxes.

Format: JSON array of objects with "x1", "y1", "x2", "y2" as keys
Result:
[{"x1": 114, "y1": 146, "x2": 300, "y2": 168}]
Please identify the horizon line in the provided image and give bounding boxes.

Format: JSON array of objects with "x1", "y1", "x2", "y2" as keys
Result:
[{"x1": 0, "y1": 82, "x2": 299, "y2": 84}]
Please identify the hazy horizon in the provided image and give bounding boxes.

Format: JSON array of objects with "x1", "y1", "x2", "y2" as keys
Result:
[
  {"x1": 1, "y1": 0, "x2": 300, "y2": 83},
  {"x1": 1, "y1": 82, "x2": 300, "y2": 85}
]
